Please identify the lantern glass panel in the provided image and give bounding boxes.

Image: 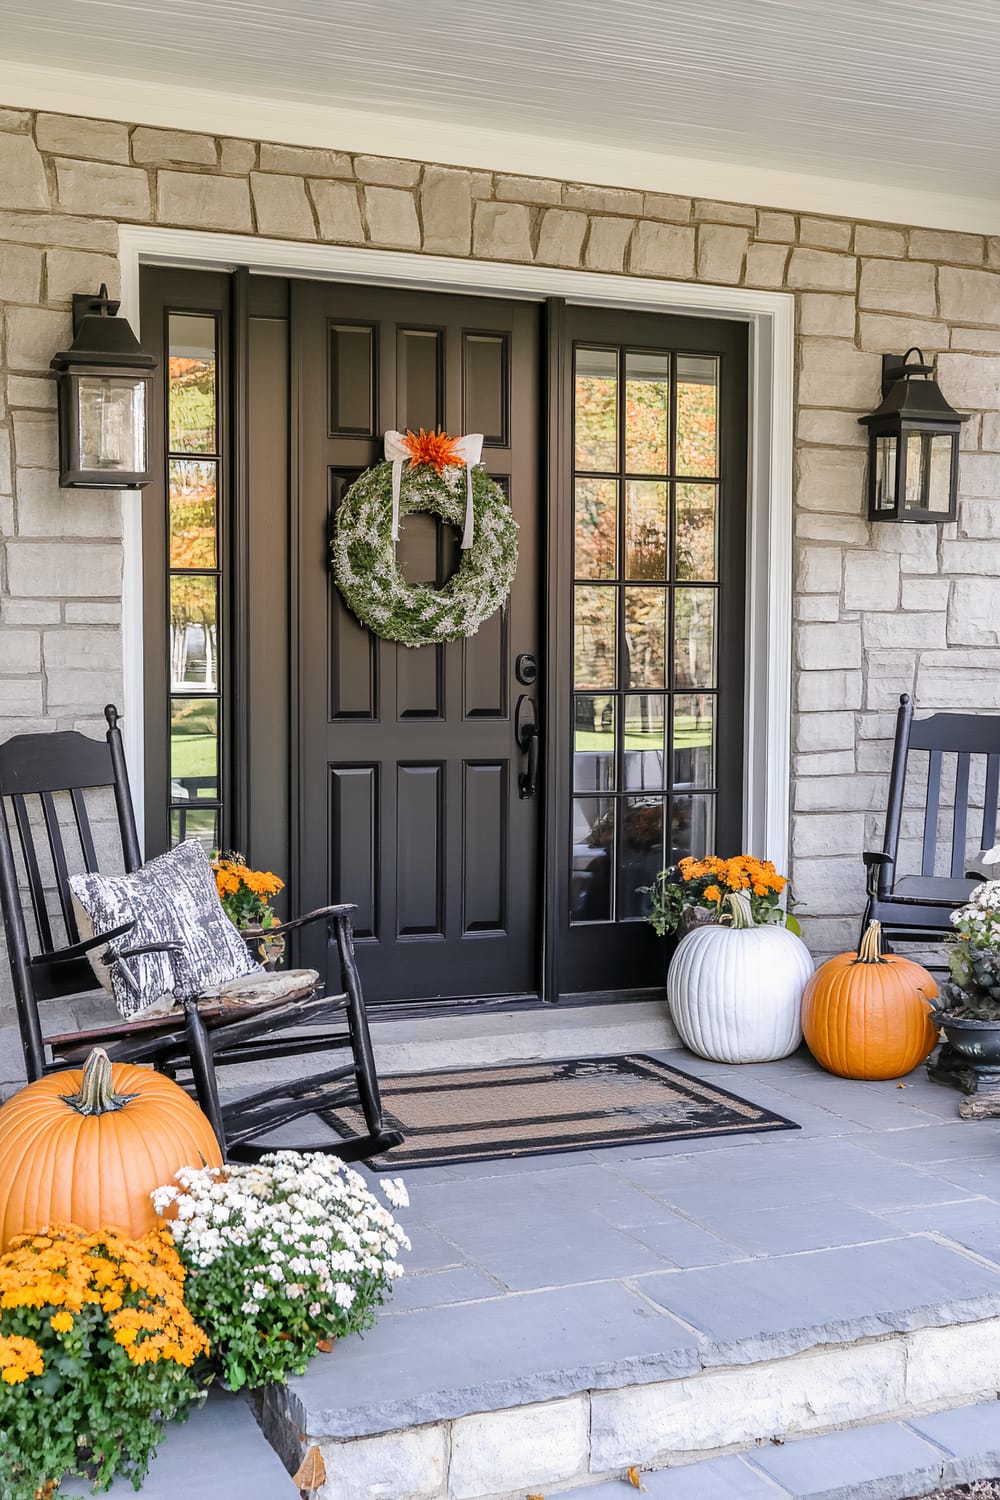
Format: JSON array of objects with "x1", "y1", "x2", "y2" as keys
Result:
[
  {"x1": 76, "y1": 375, "x2": 146, "y2": 476},
  {"x1": 903, "y1": 431, "x2": 955, "y2": 515},
  {"x1": 874, "y1": 433, "x2": 897, "y2": 512}
]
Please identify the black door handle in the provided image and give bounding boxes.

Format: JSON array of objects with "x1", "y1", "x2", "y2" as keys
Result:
[{"x1": 515, "y1": 694, "x2": 538, "y2": 799}]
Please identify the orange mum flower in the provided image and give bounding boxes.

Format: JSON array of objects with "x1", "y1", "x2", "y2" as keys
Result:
[
  {"x1": 402, "y1": 428, "x2": 463, "y2": 475},
  {"x1": 704, "y1": 885, "x2": 723, "y2": 903}
]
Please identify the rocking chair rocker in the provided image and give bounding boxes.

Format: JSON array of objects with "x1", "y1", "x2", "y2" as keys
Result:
[{"x1": 0, "y1": 706, "x2": 403, "y2": 1163}]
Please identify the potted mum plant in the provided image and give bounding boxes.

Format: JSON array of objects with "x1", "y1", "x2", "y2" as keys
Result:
[
  {"x1": 211, "y1": 851, "x2": 285, "y2": 966},
  {"x1": 153, "y1": 1150, "x2": 409, "y2": 1391},
  {"x1": 927, "y1": 881, "x2": 1000, "y2": 1111},
  {"x1": 646, "y1": 855, "x2": 797, "y2": 939}
]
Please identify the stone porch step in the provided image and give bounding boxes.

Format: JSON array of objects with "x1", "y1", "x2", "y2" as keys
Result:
[{"x1": 556, "y1": 1401, "x2": 1000, "y2": 1500}]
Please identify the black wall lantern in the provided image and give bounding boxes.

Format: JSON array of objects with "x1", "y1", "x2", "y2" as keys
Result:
[
  {"x1": 50, "y1": 285, "x2": 158, "y2": 489},
  {"x1": 858, "y1": 347, "x2": 968, "y2": 523}
]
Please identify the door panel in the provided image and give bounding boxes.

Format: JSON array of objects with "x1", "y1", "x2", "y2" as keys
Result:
[{"x1": 295, "y1": 283, "x2": 541, "y2": 1003}]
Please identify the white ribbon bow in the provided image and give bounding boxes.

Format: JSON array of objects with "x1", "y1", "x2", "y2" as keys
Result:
[{"x1": 384, "y1": 430, "x2": 485, "y2": 550}]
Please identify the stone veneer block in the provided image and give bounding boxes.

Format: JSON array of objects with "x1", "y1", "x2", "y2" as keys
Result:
[
  {"x1": 799, "y1": 216, "x2": 853, "y2": 251},
  {"x1": 473, "y1": 201, "x2": 532, "y2": 261},
  {"x1": 937, "y1": 352, "x2": 1000, "y2": 407},
  {"x1": 757, "y1": 208, "x2": 797, "y2": 241},
  {"x1": 0, "y1": 244, "x2": 42, "y2": 303},
  {"x1": 318, "y1": 1425, "x2": 447, "y2": 1500},
  {"x1": 858, "y1": 311, "x2": 949, "y2": 352},
  {"x1": 798, "y1": 337, "x2": 881, "y2": 409},
  {"x1": 250, "y1": 172, "x2": 316, "y2": 239},
  {"x1": 696, "y1": 223, "x2": 748, "y2": 284},
  {"x1": 938, "y1": 265, "x2": 1000, "y2": 326},
  {"x1": 536, "y1": 208, "x2": 588, "y2": 267},
  {"x1": 629, "y1": 220, "x2": 695, "y2": 278},
  {"x1": 355, "y1": 155, "x2": 420, "y2": 187},
  {"x1": 0, "y1": 132, "x2": 48, "y2": 209},
  {"x1": 420, "y1": 167, "x2": 472, "y2": 255},
  {"x1": 310, "y1": 182, "x2": 365, "y2": 243},
  {"x1": 449, "y1": 1397, "x2": 588, "y2": 1498},
  {"x1": 909, "y1": 227, "x2": 985, "y2": 264},
  {"x1": 859, "y1": 257, "x2": 936, "y2": 315},
  {"x1": 4, "y1": 307, "x2": 71, "y2": 371},
  {"x1": 35, "y1": 113, "x2": 130, "y2": 163},
  {"x1": 694, "y1": 197, "x2": 755, "y2": 226},
  {"x1": 796, "y1": 447, "x2": 866, "y2": 513},
  {"x1": 798, "y1": 292, "x2": 855, "y2": 337},
  {"x1": 642, "y1": 192, "x2": 692, "y2": 222},
  {"x1": 44, "y1": 247, "x2": 120, "y2": 304},
  {"x1": 854, "y1": 223, "x2": 907, "y2": 256},
  {"x1": 585, "y1": 216, "x2": 634, "y2": 272},
  {"x1": 219, "y1": 138, "x2": 257, "y2": 174},
  {"x1": 786, "y1": 247, "x2": 856, "y2": 292},
  {"x1": 54, "y1": 157, "x2": 150, "y2": 218},
  {"x1": 156, "y1": 171, "x2": 252, "y2": 231},
  {"x1": 362, "y1": 187, "x2": 420, "y2": 249},
  {"x1": 564, "y1": 183, "x2": 642, "y2": 214},
  {"x1": 495, "y1": 174, "x2": 560, "y2": 205},
  {"x1": 0, "y1": 209, "x2": 119, "y2": 251},
  {"x1": 744, "y1": 240, "x2": 789, "y2": 287},
  {"x1": 259, "y1": 142, "x2": 351, "y2": 178},
  {"x1": 590, "y1": 1341, "x2": 906, "y2": 1470},
  {"x1": 131, "y1": 127, "x2": 217, "y2": 166},
  {"x1": 6, "y1": 540, "x2": 122, "y2": 598}
]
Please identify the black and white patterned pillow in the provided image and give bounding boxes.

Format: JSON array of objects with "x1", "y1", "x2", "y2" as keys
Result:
[{"x1": 70, "y1": 840, "x2": 260, "y2": 1019}]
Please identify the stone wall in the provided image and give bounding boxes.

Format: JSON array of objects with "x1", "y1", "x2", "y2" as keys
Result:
[{"x1": 1, "y1": 105, "x2": 1000, "y2": 998}]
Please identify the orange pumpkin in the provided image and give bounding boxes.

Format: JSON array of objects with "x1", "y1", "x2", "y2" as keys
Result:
[
  {"x1": 0, "y1": 1048, "x2": 222, "y2": 1247},
  {"x1": 801, "y1": 920, "x2": 938, "y2": 1080}
]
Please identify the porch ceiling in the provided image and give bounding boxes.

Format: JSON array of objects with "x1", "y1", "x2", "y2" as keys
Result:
[{"x1": 1, "y1": 0, "x2": 999, "y2": 209}]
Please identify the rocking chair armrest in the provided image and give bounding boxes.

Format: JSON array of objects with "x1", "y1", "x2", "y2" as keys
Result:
[
  {"x1": 239, "y1": 904, "x2": 357, "y2": 947},
  {"x1": 42, "y1": 921, "x2": 136, "y2": 965},
  {"x1": 862, "y1": 851, "x2": 894, "y2": 898},
  {"x1": 111, "y1": 941, "x2": 184, "y2": 961}
]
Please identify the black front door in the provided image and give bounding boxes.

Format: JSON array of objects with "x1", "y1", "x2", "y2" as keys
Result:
[{"x1": 294, "y1": 283, "x2": 542, "y2": 1003}]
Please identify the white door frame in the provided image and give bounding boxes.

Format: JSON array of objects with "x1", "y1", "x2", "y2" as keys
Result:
[{"x1": 118, "y1": 225, "x2": 794, "y2": 866}]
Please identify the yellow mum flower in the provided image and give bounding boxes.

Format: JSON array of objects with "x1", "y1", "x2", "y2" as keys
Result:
[{"x1": 50, "y1": 1310, "x2": 73, "y2": 1333}]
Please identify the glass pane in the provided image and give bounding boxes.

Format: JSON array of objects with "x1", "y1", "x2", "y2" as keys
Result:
[
  {"x1": 169, "y1": 459, "x2": 217, "y2": 569},
  {"x1": 574, "y1": 694, "x2": 615, "y2": 792},
  {"x1": 170, "y1": 806, "x2": 219, "y2": 852},
  {"x1": 624, "y1": 695, "x2": 666, "y2": 789},
  {"x1": 574, "y1": 586, "x2": 616, "y2": 689},
  {"x1": 625, "y1": 481, "x2": 667, "y2": 580},
  {"x1": 625, "y1": 351, "x2": 669, "y2": 474},
  {"x1": 927, "y1": 433, "x2": 954, "y2": 513},
  {"x1": 169, "y1": 313, "x2": 216, "y2": 453},
  {"x1": 575, "y1": 347, "x2": 618, "y2": 471},
  {"x1": 874, "y1": 434, "x2": 897, "y2": 512},
  {"x1": 575, "y1": 478, "x2": 618, "y2": 579},
  {"x1": 674, "y1": 588, "x2": 716, "y2": 689},
  {"x1": 905, "y1": 431, "x2": 954, "y2": 514},
  {"x1": 571, "y1": 797, "x2": 614, "y2": 922},
  {"x1": 673, "y1": 693, "x2": 715, "y2": 788},
  {"x1": 619, "y1": 796, "x2": 665, "y2": 919},
  {"x1": 671, "y1": 794, "x2": 715, "y2": 864},
  {"x1": 675, "y1": 483, "x2": 717, "y2": 581},
  {"x1": 77, "y1": 376, "x2": 145, "y2": 475},
  {"x1": 170, "y1": 575, "x2": 218, "y2": 692},
  {"x1": 624, "y1": 587, "x2": 665, "y2": 688},
  {"x1": 676, "y1": 355, "x2": 718, "y2": 477},
  {"x1": 170, "y1": 697, "x2": 218, "y2": 803}
]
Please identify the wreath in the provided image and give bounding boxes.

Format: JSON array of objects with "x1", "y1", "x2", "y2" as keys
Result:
[{"x1": 331, "y1": 429, "x2": 519, "y2": 647}]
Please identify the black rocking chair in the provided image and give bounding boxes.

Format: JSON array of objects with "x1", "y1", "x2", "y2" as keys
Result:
[
  {"x1": 861, "y1": 693, "x2": 1000, "y2": 953},
  {"x1": 0, "y1": 706, "x2": 403, "y2": 1163}
]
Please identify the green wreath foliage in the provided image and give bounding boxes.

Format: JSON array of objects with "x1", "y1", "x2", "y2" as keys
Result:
[{"x1": 332, "y1": 460, "x2": 519, "y2": 646}]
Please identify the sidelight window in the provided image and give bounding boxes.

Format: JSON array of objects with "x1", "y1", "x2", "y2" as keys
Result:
[
  {"x1": 165, "y1": 313, "x2": 223, "y2": 851},
  {"x1": 572, "y1": 345, "x2": 720, "y2": 923}
]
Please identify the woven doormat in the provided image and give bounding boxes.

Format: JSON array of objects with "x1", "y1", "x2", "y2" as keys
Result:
[{"x1": 324, "y1": 1053, "x2": 798, "y2": 1170}]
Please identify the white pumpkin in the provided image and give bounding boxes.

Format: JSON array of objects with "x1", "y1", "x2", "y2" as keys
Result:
[{"x1": 667, "y1": 892, "x2": 814, "y2": 1063}]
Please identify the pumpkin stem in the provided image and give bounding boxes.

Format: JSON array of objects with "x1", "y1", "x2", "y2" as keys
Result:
[
  {"x1": 854, "y1": 920, "x2": 889, "y2": 965},
  {"x1": 721, "y1": 891, "x2": 755, "y2": 930},
  {"x1": 61, "y1": 1048, "x2": 138, "y2": 1116}
]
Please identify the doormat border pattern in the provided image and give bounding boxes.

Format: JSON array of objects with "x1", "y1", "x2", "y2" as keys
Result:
[{"x1": 322, "y1": 1053, "x2": 799, "y2": 1169}]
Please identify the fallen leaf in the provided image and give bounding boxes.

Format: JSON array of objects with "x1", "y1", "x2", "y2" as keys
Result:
[
  {"x1": 897, "y1": 1082, "x2": 908, "y2": 1089},
  {"x1": 526, "y1": 1493, "x2": 545, "y2": 1499},
  {"x1": 293, "y1": 1445, "x2": 327, "y2": 1495},
  {"x1": 316, "y1": 1337, "x2": 336, "y2": 1353},
  {"x1": 626, "y1": 1467, "x2": 647, "y2": 1491}
]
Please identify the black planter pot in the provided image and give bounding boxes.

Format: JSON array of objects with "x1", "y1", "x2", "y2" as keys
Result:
[{"x1": 927, "y1": 1012, "x2": 1000, "y2": 1102}]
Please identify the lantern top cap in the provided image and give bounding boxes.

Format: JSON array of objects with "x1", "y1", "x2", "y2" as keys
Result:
[
  {"x1": 859, "y1": 346, "x2": 968, "y2": 430},
  {"x1": 50, "y1": 284, "x2": 157, "y2": 374}
]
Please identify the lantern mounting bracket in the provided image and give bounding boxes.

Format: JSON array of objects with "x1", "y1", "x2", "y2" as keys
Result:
[
  {"x1": 880, "y1": 347, "x2": 933, "y2": 397},
  {"x1": 71, "y1": 283, "x2": 120, "y2": 337}
]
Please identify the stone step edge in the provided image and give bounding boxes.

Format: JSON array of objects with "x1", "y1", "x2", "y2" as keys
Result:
[
  {"x1": 258, "y1": 1316, "x2": 1000, "y2": 1500},
  {"x1": 556, "y1": 1399, "x2": 1000, "y2": 1500}
]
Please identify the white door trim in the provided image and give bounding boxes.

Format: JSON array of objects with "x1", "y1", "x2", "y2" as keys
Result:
[{"x1": 118, "y1": 225, "x2": 794, "y2": 866}]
